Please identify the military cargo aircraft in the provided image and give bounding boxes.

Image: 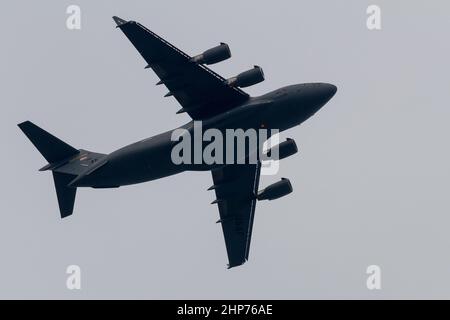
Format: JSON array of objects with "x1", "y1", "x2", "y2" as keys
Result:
[{"x1": 18, "y1": 16, "x2": 337, "y2": 268}]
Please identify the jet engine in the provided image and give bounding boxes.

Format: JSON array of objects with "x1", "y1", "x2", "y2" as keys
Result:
[
  {"x1": 257, "y1": 178, "x2": 293, "y2": 201},
  {"x1": 190, "y1": 43, "x2": 231, "y2": 65},
  {"x1": 227, "y1": 65, "x2": 265, "y2": 88},
  {"x1": 266, "y1": 138, "x2": 298, "y2": 161}
]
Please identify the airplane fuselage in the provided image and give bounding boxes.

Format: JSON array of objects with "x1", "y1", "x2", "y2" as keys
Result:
[
  {"x1": 72, "y1": 83, "x2": 336, "y2": 188},
  {"x1": 17, "y1": 15, "x2": 339, "y2": 267}
]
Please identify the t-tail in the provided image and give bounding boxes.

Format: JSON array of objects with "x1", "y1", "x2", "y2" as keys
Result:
[{"x1": 18, "y1": 121, "x2": 105, "y2": 218}]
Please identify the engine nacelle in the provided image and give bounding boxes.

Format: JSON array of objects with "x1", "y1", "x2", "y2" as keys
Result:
[
  {"x1": 266, "y1": 138, "x2": 298, "y2": 161},
  {"x1": 257, "y1": 178, "x2": 293, "y2": 201},
  {"x1": 190, "y1": 43, "x2": 231, "y2": 65},
  {"x1": 227, "y1": 65, "x2": 265, "y2": 88}
]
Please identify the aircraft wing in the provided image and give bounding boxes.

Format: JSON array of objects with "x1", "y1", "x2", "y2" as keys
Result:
[
  {"x1": 113, "y1": 16, "x2": 249, "y2": 120},
  {"x1": 210, "y1": 163, "x2": 261, "y2": 268}
]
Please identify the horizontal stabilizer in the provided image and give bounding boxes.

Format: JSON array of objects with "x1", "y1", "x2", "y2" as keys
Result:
[{"x1": 18, "y1": 121, "x2": 79, "y2": 164}]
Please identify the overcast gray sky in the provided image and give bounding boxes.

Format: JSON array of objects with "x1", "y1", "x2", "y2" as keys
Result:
[{"x1": 2, "y1": 0, "x2": 450, "y2": 299}]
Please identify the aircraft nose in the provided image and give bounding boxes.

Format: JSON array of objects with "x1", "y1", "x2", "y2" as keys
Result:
[
  {"x1": 321, "y1": 83, "x2": 337, "y2": 101},
  {"x1": 305, "y1": 83, "x2": 337, "y2": 111}
]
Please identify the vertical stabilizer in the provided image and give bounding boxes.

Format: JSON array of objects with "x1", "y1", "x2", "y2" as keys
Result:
[
  {"x1": 18, "y1": 121, "x2": 79, "y2": 218},
  {"x1": 52, "y1": 172, "x2": 77, "y2": 218}
]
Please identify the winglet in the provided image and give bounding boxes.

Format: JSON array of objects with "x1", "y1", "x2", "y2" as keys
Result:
[{"x1": 112, "y1": 16, "x2": 128, "y2": 28}]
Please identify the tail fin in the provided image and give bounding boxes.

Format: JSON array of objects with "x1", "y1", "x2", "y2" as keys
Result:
[
  {"x1": 18, "y1": 121, "x2": 79, "y2": 218},
  {"x1": 18, "y1": 121, "x2": 79, "y2": 163},
  {"x1": 53, "y1": 172, "x2": 77, "y2": 218}
]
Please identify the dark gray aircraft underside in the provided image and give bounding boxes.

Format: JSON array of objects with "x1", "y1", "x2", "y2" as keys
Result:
[{"x1": 18, "y1": 16, "x2": 337, "y2": 268}]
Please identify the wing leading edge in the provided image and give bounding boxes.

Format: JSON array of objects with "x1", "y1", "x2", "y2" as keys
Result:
[
  {"x1": 113, "y1": 16, "x2": 249, "y2": 120},
  {"x1": 114, "y1": 16, "x2": 261, "y2": 268},
  {"x1": 210, "y1": 163, "x2": 261, "y2": 268}
]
